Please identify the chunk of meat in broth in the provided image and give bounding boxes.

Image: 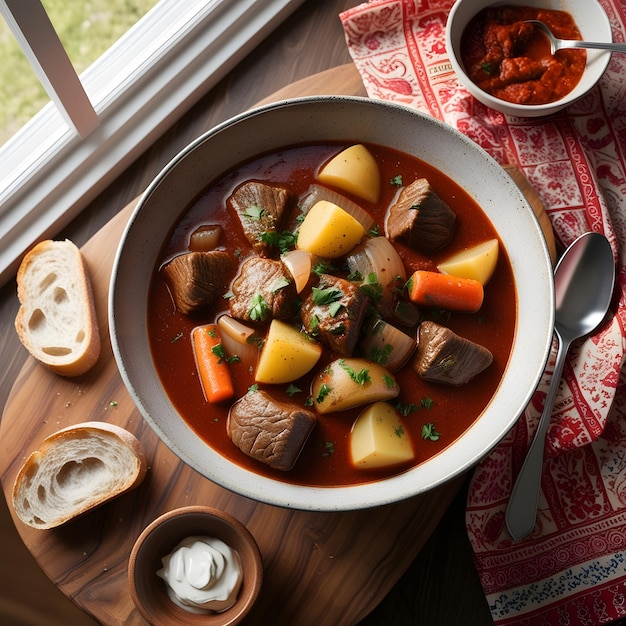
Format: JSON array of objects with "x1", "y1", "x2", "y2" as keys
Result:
[
  {"x1": 413, "y1": 321, "x2": 493, "y2": 385},
  {"x1": 161, "y1": 250, "x2": 237, "y2": 315},
  {"x1": 227, "y1": 389, "x2": 317, "y2": 471},
  {"x1": 229, "y1": 256, "x2": 299, "y2": 323},
  {"x1": 300, "y1": 273, "x2": 369, "y2": 357},
  {"x1": 228, "y1": 180, "x2": 296, "y2": 257},
  {"x1": 386, "y1": 178, "x2": 456, "y2": 254}
]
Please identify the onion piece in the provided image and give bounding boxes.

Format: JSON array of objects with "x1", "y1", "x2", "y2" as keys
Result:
[
  {"x1": 189, "y1": 224, "x2": 223, "y2": 251},
  {"x1": 300, "y1": 184, "x2": 375, "y2": 233},
  {"x1": 217, "y1": 315, "x2": 262, "y2": 369},
  {"x1": 281, "y1": 249, "x2": 312, "y2": 293},
  {"x1": 361, "y1": 319, "x2": 416, "y2": 372},
  {"x1": 345, "y1": 236, "x2": 407, "y2": 283},
  {"x1": 345, "y1": 237, "x2": 408, "y2": 318}
]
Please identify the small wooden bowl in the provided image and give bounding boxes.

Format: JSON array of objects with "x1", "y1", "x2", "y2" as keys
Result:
[{"x1": 128, "y1": 506, "x2": 263, "y2": 625}]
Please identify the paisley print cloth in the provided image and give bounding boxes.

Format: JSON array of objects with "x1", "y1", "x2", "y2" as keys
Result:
[{"x1": 340, "y1": 1, "x2": 626, "y2": 624}]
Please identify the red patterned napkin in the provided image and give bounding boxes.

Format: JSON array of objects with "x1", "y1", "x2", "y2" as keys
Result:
[{"x1": 340, "y1": 1, "x2": 626, "y2": 624}]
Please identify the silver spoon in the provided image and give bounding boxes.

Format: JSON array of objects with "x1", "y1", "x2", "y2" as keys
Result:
[
  {"x1": 505, "y1": 231, "x2": 615, "y2": 541},
  {"x1": 524, "y1": 20, "x2": 626, "y2": 54}
]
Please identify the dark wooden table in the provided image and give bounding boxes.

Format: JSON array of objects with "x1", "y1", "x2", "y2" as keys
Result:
[{"x1": 0, "y1": 1, "x2": 493, "y2": 624}]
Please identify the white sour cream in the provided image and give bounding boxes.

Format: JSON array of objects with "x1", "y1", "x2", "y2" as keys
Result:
[{"x1": 157, "y1": 535, "x2": 243, "y2": 613}]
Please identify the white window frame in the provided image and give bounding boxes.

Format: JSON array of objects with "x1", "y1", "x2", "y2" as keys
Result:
[{"x1": 0, "y1": 0, "x2": 304, "y2": 285}]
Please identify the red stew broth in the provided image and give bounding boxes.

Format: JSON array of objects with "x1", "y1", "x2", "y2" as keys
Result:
[
  {"x1": 148, "y1": 142, "x2": 516, "y2": 487},
  {"x1": 460, "y1": 6, "x2": 586, "y2": 105}
]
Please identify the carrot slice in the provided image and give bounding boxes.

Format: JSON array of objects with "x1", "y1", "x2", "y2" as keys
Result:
[
  {"x1": 192, "y1": 324, "x2": 235, "y2": 403},
  {"x1": 406, "y1": 270, "x2": 484, "y2": 312}
]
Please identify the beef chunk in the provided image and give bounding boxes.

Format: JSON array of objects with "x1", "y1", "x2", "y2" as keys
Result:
[
  {"x1": 228, "y1": 180, "x2": 295, "y2": 257},
  {"x1": 227, "y1": 389, "x2": 317, "y2": 471},
  {"x1": 413, "y1": 321, "x2": 493, "y2": 385},
  {"x1": 161, "y1": 251, "x2": 236, "y2": 315},
  {"x1": 386, "y1": 178, "x2": 456, "y2": 254},
  {"x1": 300, "y1": 274, "x2": 368, "y2": 357},
  {"x1": 229, "y1": 256, "x2": 298, "y2": 322}
]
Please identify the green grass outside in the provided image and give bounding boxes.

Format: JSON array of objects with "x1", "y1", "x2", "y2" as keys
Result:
[{"x1": 0, "y1": 0, "x2": 158, "y2": 144}]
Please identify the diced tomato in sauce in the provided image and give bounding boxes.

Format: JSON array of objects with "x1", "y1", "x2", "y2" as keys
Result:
[{"x1": 460, "y1": 5, "x2": 586, "y2": 105}]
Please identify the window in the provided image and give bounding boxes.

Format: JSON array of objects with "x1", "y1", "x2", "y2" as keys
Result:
[{"x1": 0, "y1": 0, "x2": 304, "y2": 285}]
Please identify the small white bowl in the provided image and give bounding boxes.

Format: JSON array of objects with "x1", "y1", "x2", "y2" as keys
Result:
[{"x1": 446, "y1": 0, "x2": 612, "y2": 117}]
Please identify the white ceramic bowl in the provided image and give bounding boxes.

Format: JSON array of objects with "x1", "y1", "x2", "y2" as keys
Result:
[
  {"x1": 109, "y1": 96, "x2": 554, "y2": 511},
  {"x1": 446, "y1": 0, "x2": 612, "y2": 117}
]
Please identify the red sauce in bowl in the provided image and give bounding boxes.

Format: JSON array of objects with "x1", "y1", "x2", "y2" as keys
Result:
[
  {"x1": 460, "y1": 5, "x2": 586, "y2": 105},
  {"x1": 148, "y1": 142, "x2": 517, "y2": 487}
]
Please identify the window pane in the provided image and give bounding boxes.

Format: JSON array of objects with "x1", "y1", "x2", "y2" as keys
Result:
[
  {"x1": 41, "y1": 0, "x2": 160, "y2": 74},
  {"x1": 0, "y1": 0, "x2": 160, "y2": 146},
  {"x1": 0, "y1": 18, "x2": 48, "y2": 145}
]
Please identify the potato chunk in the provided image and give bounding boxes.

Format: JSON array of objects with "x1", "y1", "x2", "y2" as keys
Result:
[
  {"x1": 437, "y1": 239, "x2": 499, "y2": 285},
  {"x1": 311, "y1": 357, "x2": 399, "y2": 414},
  {"x1": 297, "y1": 200, "x2": 365, "y2": 258},
  {"x1": 350, "y1": 402, "x2": 415, "y2": 468},
  {"x1": 255, "y1": 320, "x2": 322, "y2": 384},
  {"x1": 318, "y1": 144, "x2": 381, "y2": 203}
]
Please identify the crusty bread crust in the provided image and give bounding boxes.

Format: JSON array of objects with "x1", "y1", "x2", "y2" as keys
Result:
[
  {"x1": 14, "y1": 239, "x2": 101, "y2": 377},
  {"x1": 12, "y1": 422, "x2": 147, "y2": 530}
]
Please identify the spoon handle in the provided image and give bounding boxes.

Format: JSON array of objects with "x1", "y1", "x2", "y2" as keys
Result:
[
  {"x1": 559, "y1": 40, "x2": 626, "y2": 53},
  {"x1": 505, "y1": 332, "x2": 570, "y2": 541}
]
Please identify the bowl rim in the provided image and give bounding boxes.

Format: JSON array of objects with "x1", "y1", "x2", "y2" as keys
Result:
[
  {"x1": 110, "y1": 94, "x2": 555, "y2": 511},
  {"x1": 445, "y1": 0, "x2": 613, "y2": 115}
]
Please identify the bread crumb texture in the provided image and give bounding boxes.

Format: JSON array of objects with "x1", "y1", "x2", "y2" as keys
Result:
[
  {"x1": 14, "y1": 240, "x2": 101, "y2": 376},
  {"x1": 12, "y1": 422, "x2": 147, "y2": 529}
]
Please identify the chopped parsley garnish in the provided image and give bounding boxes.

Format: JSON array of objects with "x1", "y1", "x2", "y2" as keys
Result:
[
  {"x1": 421, "y1": 396, "x2": 434, "y2": 409},
  {"x1": 481, "y1": 61, "x2": 494, "y2": 75},
  {"x1": 243, "y1": 204, "x2": 265, "y2": 220},
  {"x1": 394, "y1": 401, "x2": 420, "y2": 416},
  {"x1": 260, "y1": 229, "x2": 297, "y2": 253},
  {"x1": 248, "y1": 384, "x2": 259, "y2": 393},
  {"x1": 369, "y1": 224, "x2": 380, "y2": 237},
  {"x1": 311, "y1": 285, "x2": 343, "y2": 306},
  {"x1": 394, "y1": 425, "x2": 406, "y2": 438},
  {"x1": 170, "y1": 331, "x2": 184, "y2": 343},
  {"x1": 395, "y1": 396, "x2": 434, "y2": 415},
  {"x1": 313, "y1": 261, "x2": 338, "y2": 276},
  {"x1": 359, "y1": 272, "x2": 383, "y2": 301},
  {"x1": 248, "y1": 293, "x2": 270, "y2": 322},
  {"x1": 211, "y1": 343, "x2": 240, "y2": 364},
  {"x1": 328, "y1": 301, "x2": 343, "y2": 317},
  {"x1": 338, "y1": 359, "x2": 371, "y2": 385},
  {"x1": 369, "y1": 344, "x2": 393, "y2": 365},
  {"x1": 309, "y1": 314, "x2": 320, "y2": 333},
  {"x1": 421, "y1": 422, "x2": 441, "y2": 441},
  {"x1": 321, "y1": 441, "x2": 335, "y2": 457},
  {"x1": 390, "y1": 175, "x2": 403, "y2": 186},
  {"x1": 382, "y1": 374, "x2": 396, "y2": 389},
  {"x1": 285, "y1": 383, "x2": 301, "y2": 397},
  {"x1": 316, "y1": 383, "x2": 332, "y2": 403},
  {"x1": 346, "y1": 270, "x2": 363, "y2": 282}
]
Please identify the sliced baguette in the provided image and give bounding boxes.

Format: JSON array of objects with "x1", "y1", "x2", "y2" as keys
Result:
[
  {"x1": 12, "y1": 422, "x2": 147, "y2": 530},
  {"x1": 14, "y1": 239, "x2": 101, "y2": 377}
]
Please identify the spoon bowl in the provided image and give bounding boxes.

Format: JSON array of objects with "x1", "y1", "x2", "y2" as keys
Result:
[
  {"x1": 525, "y1": 19, "x2": 626, "y2": 54},
  {"x1": 505, "y1": 231, "x2": 615, "y2": 541}
]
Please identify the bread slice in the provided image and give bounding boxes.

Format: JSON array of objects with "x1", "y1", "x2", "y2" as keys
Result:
[
  {"x1": 12, "y1": 422, "x2": 147, "y2": 530},
  {"x1": 14, "y1": 239, "x2": 101, "y2": 377}
]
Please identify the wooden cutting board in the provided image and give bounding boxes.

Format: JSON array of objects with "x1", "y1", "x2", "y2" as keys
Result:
[{"x1": 0, "y1": 64, "x2": 555, "y2": 626}]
